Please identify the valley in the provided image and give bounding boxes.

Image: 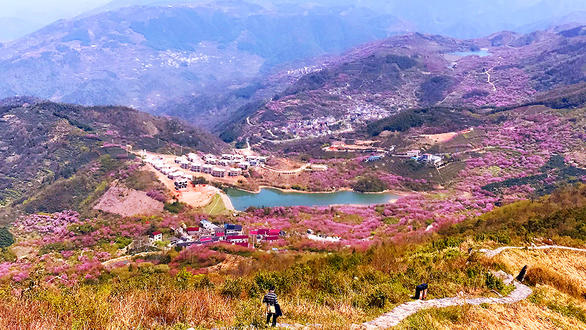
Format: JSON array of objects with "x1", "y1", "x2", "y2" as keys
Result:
[{"x1": 0, "y1": 4, "x2": 584, "y2": 328}]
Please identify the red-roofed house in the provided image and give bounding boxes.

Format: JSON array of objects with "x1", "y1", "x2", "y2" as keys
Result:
[
  {"x1": 215, "y1": 232, "x2": 225, "y2": 241},
  {"x1": 150, "y1": 231, "x2": 163, "y2": 243},
  {"x1": 255, "y1": 228, "x2": 282, "y2": 241},
  {"x1": 226, "y1": 235, "x2": 248, "y2": 245},
  {"x1": 186, "y1": 227, "x2": 199, "y2": 236},
  {"x1": 199, "y1": 236, "x2": 213, "y2": 243}
]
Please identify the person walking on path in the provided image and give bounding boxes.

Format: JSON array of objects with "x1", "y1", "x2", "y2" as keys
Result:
[{"x1": 262, "y1": 286, "x2": 282, "y2": 327}]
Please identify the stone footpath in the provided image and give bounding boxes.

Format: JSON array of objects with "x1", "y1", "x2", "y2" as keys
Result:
[
  {"x1": 277, "y1": 245, "x2": 586, "y2": 329},
  {"x1": 478, "y1": 244, "x2": 586, "y2": 258},
  {"x1": 362, "y1": 271, "x2": 531, "y2": 329}
]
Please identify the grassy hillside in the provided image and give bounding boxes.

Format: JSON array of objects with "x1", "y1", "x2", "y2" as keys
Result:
[
  {"x1": 0, "y1": 99, "x2": 226, "y2": 221},
  {"x1": 440, "y1": 184, "x2": 586, "y2": 246},
  {"x1": 0, "y1": 186, "x2": 583, "y2": 328}
]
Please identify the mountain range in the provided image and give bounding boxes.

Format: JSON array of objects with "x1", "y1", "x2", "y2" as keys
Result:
[
  {"x1": 0, "y1": 0, "x2": 585, "y2": 132},
  {"x1": 0, "y1": 1, "x2": 400, "y2": 120},
  {"x1": 225, "y1": 26, "x2": 586, "y2": 143}
]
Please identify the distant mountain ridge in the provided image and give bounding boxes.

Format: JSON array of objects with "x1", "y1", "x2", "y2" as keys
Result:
[
  {"x1": 1, "y1": 1, "x2": 584, "y2": 131},
  {"x1": 226, "y1": 26, "x2": 586, "y2": 143},
  {"x1": 0, "y1": 1, "x2": 403, "y2": 121}
]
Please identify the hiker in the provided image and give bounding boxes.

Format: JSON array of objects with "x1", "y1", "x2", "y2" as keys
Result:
[
  {"x1": 516, "y1": 265, "x2": 528, "y2": 282},
  {"x1": 414, "y1": 283, "x2": 428, "y2": 300},
  {"x1": 263, "y1": 286, "x2": 282, "y2": 327}
]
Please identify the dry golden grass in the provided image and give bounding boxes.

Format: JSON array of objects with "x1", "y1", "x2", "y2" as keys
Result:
[
  {"x1": 494, "y1": 248, "x2": 586, "y2": 298},
  {"x1": 398, "y1": 285, "x2": 586, "y2": 330},
  {"x1": 399, "y1": 248, "x2": 586, "y2": 329},
  {"x1": 458, "y1": 299, "x2": 584, "y2": 329},
  {"x1": 0, "y1": 286, "x2": 236, "y2": 330}
]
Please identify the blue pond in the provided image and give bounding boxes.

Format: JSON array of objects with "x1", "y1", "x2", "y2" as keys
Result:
[
  {"x1": 449, "y1": 49, "x2": 490, "y2": 57},
  {"x1": 226, "y1": 188, "x2": 398, "y2": 211}
]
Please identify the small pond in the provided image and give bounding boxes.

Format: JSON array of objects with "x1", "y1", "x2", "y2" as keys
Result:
[
  {"x1": 449, "y1": 49, "x2": 490, "y2": 57},
  {"x1": 226, "y1": 188, "x2": 398, "y2": 211}
]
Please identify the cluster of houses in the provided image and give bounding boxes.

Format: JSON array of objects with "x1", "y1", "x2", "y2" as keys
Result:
[
  {"x1": 142, "y1": 154, "x2": 194, "y2": 189},
  {"x1": 281, "y1": 116, "x2": 343, "y2": 139},
  {"x1": 269, "y1": 105, "x2": 389, "y2": 141},
  {"x1": 405, "y1": 150, "x2": 444, "y2": 167},
  {"x1": 161, "y1": 219, "x2": 284, "y2": 248},
  {"x1": 175, "y1": 153, "x2": 267, "y2": 179},
  {"x1": 140, "y1": 151, "x2": 269, "y2": 190}
]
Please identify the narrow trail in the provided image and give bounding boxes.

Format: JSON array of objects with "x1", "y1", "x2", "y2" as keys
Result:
[
  {"x1": 478, "y1": 244, "x2": 586, "y2": 258},
  {"x1": 278, "y1": 245, "x2": 586, "y2": 329},
  {"x1": 102, "y1": 251, "x2": 160, "y2": 267},
  {"x1": 363, "y1": 271, "x2": 530, "y2": 329},
  {"x1": 485, "y1": 67, "x2": 497, "y2": 91}
]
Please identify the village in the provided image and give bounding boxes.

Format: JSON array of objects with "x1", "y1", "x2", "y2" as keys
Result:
[
  {"x1": 261, "y1": 105, "x2": 389, "y2": 142},
  {"x1": 147, "y1": 219, "x2": 285, "y2": 249},
  {"x1": 324, "y1": 139, "x2": 446, "y2": 167},
  {"x1": 141, "y1": 151, "x2": 268, "y2": 188},
  {"x1": 144, "y1": 219, "x2": 345, "y2": 252}
]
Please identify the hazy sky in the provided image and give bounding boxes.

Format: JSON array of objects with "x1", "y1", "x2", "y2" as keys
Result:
[
  {"x1": 1, "y1": 0, "x2": 111, "y2": 20},
  {"x1": 0, "y1": 0, "x2": 113, "y2": 41},
  {"x1": 1, "y1": 0, "x2": 585, "y2": 42}
]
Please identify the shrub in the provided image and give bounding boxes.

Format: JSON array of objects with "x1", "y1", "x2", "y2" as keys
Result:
[
  {"x1": 484, "y1": 272, "x2": 504, "y2": 291},
  {"x1": 192, "y1": 177, "x2": 208, "y2": 185},
  {"x1": 114, "y1": 236, "x2": 132, "y2": 249},
  {"x1": 351, "y1": 176, "x2": 387, "y2": 192},
  {"x1": 367, "y1": 287, "x2": 388, "y2": 308},
  {"x1": 234, "y1": 299, "x2": 266, "y2": 328},
  {"x1": 164, "y1": 201, "x2": 185, "y2": 214},
  {"x1": 221, "y1": 277, "x2": 244, "y2": 298},
  {"x1": 146, "y1": 189, "x2": 166, "y2": 202},
  {"x1": 0, "y1": 228, "x2": 14, "y2": 248}
]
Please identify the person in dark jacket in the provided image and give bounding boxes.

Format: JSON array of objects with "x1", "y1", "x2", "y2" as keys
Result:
[{"x1": 262, "y1": 286, "x2": 281, "y2": 327}]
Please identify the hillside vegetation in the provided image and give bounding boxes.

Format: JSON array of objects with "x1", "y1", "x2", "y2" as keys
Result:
[
  {"x1": 0, "y1": 99, "x2": 225, "y2": 221},
  {"x1": 0, "y1": 185, "x2": 583, "y2": 328},
  {"x1": 234, "y1": 27, "x2": 585, "y2": 143}
]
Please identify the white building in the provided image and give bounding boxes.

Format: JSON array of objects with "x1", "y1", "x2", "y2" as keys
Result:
[
  {"x1": 180, "y1": 160, "x2": 190, "y2": 169},
  {"x1": 211, "y1": 167, "x2": 226, "y2": 177},
  {"x1": 416, "y1": 154, "x2": 443, "y2": 167},
  {"x1": 168, "y1": 171, "x2": 183, "y2": 180},
  {"x1": 187, "y1": 153, "x2": 199, "y2": 162},
  {"x1": 202, "y1": 164, "x2": 213, "y2": 174},
  {"x1": 191, "y1": 162, "x2": 202, "y2": 172},
  {"x1": 229, "y1": 168, "x2": 242, "y2": 176},
  {"x1": 150, "y1": 231, "x2": 163, "y2": 243},
  {"x1": 238, "y1": 161, "x2": 251, "y2": 170},
  {"x1": 200, "y1": 220, "x2": 220, "y2": 232},
  {"x1": 407, "y1": 150, "x2": 421, "y2": 158}
]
